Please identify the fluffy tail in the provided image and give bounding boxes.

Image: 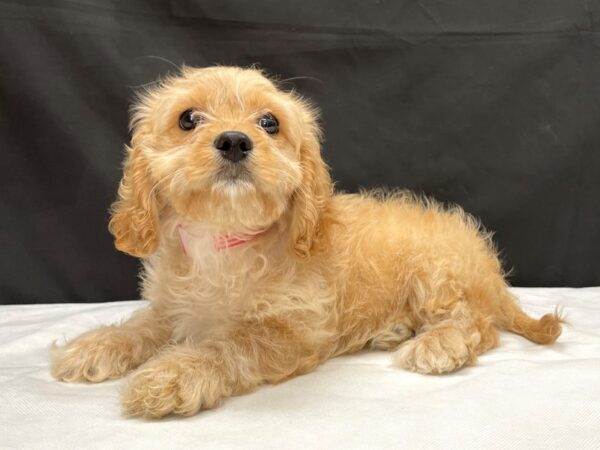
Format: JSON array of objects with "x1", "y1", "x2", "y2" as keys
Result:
[{"x1": 495, "y1": 295, "x2": 564, "y2": 344}]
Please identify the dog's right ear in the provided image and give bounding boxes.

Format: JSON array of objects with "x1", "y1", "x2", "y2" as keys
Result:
[{"x1": 108, "y1": 126, "x2": 160, "y2": 258}]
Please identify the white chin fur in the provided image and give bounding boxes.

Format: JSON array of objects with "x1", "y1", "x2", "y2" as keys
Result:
[{"x1": 212, "y1": 178, "x2": 255, "y2": 196}]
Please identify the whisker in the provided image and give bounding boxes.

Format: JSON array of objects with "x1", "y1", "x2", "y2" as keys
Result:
[
  {"x1": 135, "y1": 55, "x2": 182, "y2": 72},
  {"x1": 128, "y1": 79, "x2": 161, "y2": 90},
  {"x1": 278, "y1": 76, "x2": 324, "y2": 85}
]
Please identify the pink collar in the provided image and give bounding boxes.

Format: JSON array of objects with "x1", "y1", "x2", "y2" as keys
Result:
[{"x1": 176, "y1": 224, "x2": 268, "y2": 255}]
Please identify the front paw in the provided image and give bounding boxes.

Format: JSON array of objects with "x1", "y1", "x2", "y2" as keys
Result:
[
  {"x1": 51, "y1": 327, "x2": 144, "y2": 383},
  {"x1": 122, "y1": 351, "x2": 228, "y2": 419}
]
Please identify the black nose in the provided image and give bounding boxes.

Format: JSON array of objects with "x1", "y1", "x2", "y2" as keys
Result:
[{"x1": 214, "y1": 131, "x2": 253, "y2": 162}]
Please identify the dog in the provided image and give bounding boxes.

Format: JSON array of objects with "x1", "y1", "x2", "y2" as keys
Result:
[{"x1": 51, "y1": 66, "x2": 562, "y2": 418}]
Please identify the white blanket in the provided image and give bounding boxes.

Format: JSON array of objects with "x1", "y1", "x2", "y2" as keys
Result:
[{"x1": 1, "y1": 288, "x2": 599, "y2": 449}]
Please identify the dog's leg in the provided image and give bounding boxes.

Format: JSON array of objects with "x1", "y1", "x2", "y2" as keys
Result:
[
  {"x1": 121, "y1": 317, "x2": 324, "y2": 418},
  {"x1": 393, "y1": 300, "x2": 498, "y2": 374},
  {"x1": 51, "y1": 307, "x2": 171, "y2": 383},
  {"x1": 369, "y1": 322, "x2": 414, "y2": 351}
]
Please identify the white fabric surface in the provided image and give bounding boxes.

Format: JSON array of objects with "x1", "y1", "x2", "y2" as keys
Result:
[{"x1": 1, "y1": 288, "x2": 599, "y2": 449}]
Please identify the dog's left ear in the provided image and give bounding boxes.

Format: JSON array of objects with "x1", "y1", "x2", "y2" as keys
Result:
[{"x1": 288, "y1": 105, "x2": 332, "y2": 259}]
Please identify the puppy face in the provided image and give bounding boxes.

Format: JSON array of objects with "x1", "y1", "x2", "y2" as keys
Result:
[
  {"x1": 109, "y1": 66, "x2": 331, "y2": 258},
  {"x1": 137, "y1": 67, "x2": 305, "y2": 226}
]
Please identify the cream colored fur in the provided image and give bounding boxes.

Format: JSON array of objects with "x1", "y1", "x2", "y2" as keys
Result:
[{"x1": 51, "y1": 66, "x2": 562, "y2": 418}]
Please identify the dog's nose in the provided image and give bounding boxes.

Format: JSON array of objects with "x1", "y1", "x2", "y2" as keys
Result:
[{"x1": 214, "y1": 131, "x2": 253, "y2": 163}]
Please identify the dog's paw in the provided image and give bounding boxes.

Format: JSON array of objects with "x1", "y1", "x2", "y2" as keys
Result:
[
  {"x1": 393, "y1": 326, "x2": 473, "y2": 374},
  {"x1": 121, "y1": 351, "x2": 228, "y2": 419},
  {"x1": 51, "y1": 327, "x2": 144, "y2": 383}
]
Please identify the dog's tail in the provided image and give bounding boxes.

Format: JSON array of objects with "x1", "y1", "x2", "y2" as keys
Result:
[{"x1": 494, "y1": 293, "x2": 564, "y2": 344}]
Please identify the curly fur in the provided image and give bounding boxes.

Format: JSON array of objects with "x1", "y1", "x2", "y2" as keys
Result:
[{"x1": 51, "y1": 66, "x2": 563, "y2": 418}]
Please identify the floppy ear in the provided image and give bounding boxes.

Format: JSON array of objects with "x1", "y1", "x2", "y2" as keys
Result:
[
  {"x1": 288, "y1": 116, "x2": 333, "y2": 259},
  {"x1": 108, "y1": 143, "x2": 160, "y2": 258}
]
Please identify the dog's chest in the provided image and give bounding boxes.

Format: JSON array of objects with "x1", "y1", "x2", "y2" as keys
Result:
[
  {"x1": 167, "y1": 269, "x2": 264, "y2": 342},
  {"x1": 147, "y1": 240, "x2": 274, "y2": 342}
]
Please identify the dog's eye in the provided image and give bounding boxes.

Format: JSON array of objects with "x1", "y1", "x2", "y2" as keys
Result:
[
  {"x1": 179, "y1": 109, "x2": 202, "y2": 131},
  {"x1": 258, "y1": 113, "x2": 279, "y2": 134}
]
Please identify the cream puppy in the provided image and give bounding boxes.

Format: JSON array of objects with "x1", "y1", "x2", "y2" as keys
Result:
[{"x1": 51, "y1": 66, "x2": 562, "y2": 418}]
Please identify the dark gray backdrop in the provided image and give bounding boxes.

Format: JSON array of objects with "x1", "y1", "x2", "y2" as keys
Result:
[{"x1": 1, "y1": 0, "x2": 599, "y2": 304}]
